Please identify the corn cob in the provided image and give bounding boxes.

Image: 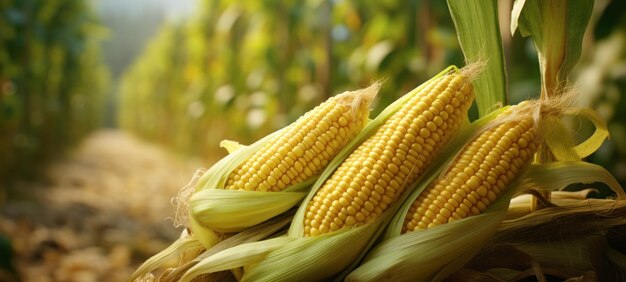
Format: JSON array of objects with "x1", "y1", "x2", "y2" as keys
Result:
[
  {"x1": 402, "y1": 117, "x2": 540, "y2": 232},
  {"x1": 224, "y1": 89, "x2": 373, "y2": 192},
  {"x1": 187, "y1": 85, "x2": 378, "y2": 236},
  {"x1": 303, "y1": 72, "x2": 474, "y2": 237}
]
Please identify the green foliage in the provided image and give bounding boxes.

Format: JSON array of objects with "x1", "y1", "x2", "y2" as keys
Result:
[
  {"x1": 0, "y1": 0, "x2": 109, "y2": 183},
  {"x1": 118, "y1": 0, "x2": 461, "y2": 159},
  {"x1": 447, "y1": 0, "x2": 507, "y2": 118}
]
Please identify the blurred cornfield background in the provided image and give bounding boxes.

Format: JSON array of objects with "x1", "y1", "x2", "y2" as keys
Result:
[
  {"x1": 1, "y1": 0, "x2": 626, "y2": 186},
  {"x1": 0, "y1": 0, "x2": 625, "y2": 280},
  {"x1": 118, "y1": 0, "x2": 626, "y2": 186},
  {"x1": 0, "y1": 0, "x2": 108, "y2": 183}
]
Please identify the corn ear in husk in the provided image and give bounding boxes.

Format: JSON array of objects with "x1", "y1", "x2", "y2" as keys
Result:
[
  {"x1": 130, "y1": 85, "x2": 378, "y2": 281},
  {"x1": 347, "y1": 100, "x2": 622, "y2": 282},
  {"x1": 185, "y1": 83, "x2": 378, "y2": 238}
]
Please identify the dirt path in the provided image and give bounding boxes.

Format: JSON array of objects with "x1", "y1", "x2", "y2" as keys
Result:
[{"x1": 0, "y1": 130, "x2": 207, "y2": 282}]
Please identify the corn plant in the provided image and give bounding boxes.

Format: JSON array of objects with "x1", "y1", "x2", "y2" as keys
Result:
[{"x1": 0, "y1": 0, "x2": 108, "y2": 184}]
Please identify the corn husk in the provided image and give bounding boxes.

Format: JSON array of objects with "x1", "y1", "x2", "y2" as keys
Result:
[
  {"x1": 179, "y1": 65, "x2": 480, "y2": 282},
  {"x1": 157, "y1": 211, "x2": 294, "y2": 282},
  {"x1": 458, "y1": 198, "x2": 626, "y2": 280},
  {"x1": 346, "y1": 98, "x2": 622, "y2": 282},
  {"x1": 128, "y1": 230, "x2": 203, "y2": 282}
]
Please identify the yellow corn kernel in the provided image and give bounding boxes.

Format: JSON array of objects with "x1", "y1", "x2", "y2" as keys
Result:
[
  {"x1": 402, "y1": 118, "x2": 539, "y2": 232},
  {"x1": 225, "y1": 88, "x2": 374, "y2": 192},
  {"x1": 304, "y1": 73, "x2": 474, "y2": 236}
]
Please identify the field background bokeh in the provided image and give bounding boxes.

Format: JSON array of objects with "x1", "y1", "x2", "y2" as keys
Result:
[{"x1": 0, "y1": 0, "x2": 625, "y2": 280}]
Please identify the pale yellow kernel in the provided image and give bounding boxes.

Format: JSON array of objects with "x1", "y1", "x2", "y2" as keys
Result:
[
  {"x1": 424, "y1": 209, "x2": 436, "y2": 220},
  {"x1": 309, "y1": 228, "x2": 320, "y2": 236},
  {"x1": 259, "y1": 164, "x2": 272, "y2": 177},
  {"x1": 381, "y1": 195, "x2": 393, "y2": 205},
  {"x1": 470, "y1": 206, "x2": 481, "y2": 215},
  {"x1": 258, "y1": 183, "x2": 269, "y2": 191},
  {"x1": 345, "y1": 216, "x2": 356, "y2": 226},
  {"x1": 485, "y1": 155, "x2": 497, "y2": 166},
  {"x1": 457, "y1": 172, "x2": 470, "y2": 182},
  {"x1": 338, "y1": 116, "x2": 348, "y2": 126},
  {"x1": 420, "y1": 128, "x2": 431, "y2": 138},
  {"x1": 457, "y1": 206, "x2": 469, "y2": 217},
  {"x1": 439, "y1": 207, "x2": 452, "y2": 218},
  {"x1": 467, "y1": 176, "x2": 480, "y2": 189},
  {"x1": 347, "y1": 206, "x2": 357, "y2": 215},
  {"x1": 347, "y1": 187, "x2": 358, "y2": 197},
  {"x1": 476, "y1": 185, "x2": 488, "y2": 197},
  {"x1": 319, "y1": 225, "x2": 329, "y2": 234},
  {"x1": 518, "y1": 137, "x2": 528, "y2": 148},
  {"x1": 356, "y1": 212, "x2": 366, "y2": 222},
  {"x1": 441, "y1": 111, "x2": 449, "y2": 120},
  {"x1": 426, "y1": 121, "x2": 437, "y2": 132}
]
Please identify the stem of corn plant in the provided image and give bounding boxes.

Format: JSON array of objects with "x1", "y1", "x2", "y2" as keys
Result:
[{"x1": 511, "y1": 0, "x2": 594, "y2": 211}]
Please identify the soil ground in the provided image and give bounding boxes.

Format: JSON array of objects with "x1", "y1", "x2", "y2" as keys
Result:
[{"x1": 0, "y1": 130, "x2": 207, "y2": 282}]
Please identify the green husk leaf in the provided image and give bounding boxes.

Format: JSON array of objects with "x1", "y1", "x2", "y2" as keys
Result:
[
  {"x1": 447, "y1": 0, "x2": 507, "y2": 118},
  {"x1": 190, "y1": 189, "x2": 307, "y2": 233},
  {"x1": 244, "y1": 223, "x2": 379, "y2": 282},
  {"x1": 520, "y1": 161, "x2": 625, "y2": 198},
  {"x1": 129, "y1": 232, "x2": 203, "y2": 282},
  {"x1": 570, "y1": 108, "x2": 610, "y2": 158},
  {"x1": 180, "y1": 237, "x2": 294, "y2": 282},
  {"x1": 543, "y1": 107, "x2": 609, "y2": 161},
  {"x1": 346, "y1": 192, "x2": 512, "y2": 282},
  {"x1": 511, "y1": 0, "x2": 594, "y2": 96},
  {"x1": 543, "y1": 117, "x2": 581, "y2": 161},
  {"x1": 189, "y1": 215, "x2": 222, "y2": 250},
  {"x1": 220, "y1": 139, "x2": 246, "y2": 153},
  {"x1": 159, "y1": 213, "x2": 293, "y2": 282}
]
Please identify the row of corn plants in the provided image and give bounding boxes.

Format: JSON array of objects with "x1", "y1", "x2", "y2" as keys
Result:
[
  {"x1": 117, "y1": 0, "x2": 462, "y2": 160},
  {"x1": 131, "y1": 0, "x2": 626, "y2": 281},
  {"x1": 0, "y1": 0, "x2": 108, "y2": 184}
]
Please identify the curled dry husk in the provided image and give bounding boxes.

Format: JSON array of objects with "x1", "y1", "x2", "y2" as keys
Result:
[
  {"x1": 129, "y1": 83, "x2": 380, "y2": 281},
  {"x1": 346, "y1": 93, "x2": 624, "y2": 282},
  {"x1": 455, "y1": 197, "x2": 626, "y2": 281},
  {"x1": 179, "y1": 65, "x2": 480, "y2": 282}
]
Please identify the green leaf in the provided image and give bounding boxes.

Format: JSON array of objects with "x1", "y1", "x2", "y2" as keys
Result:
[
  {"x1": 447, "y1": 0, "x2": 507, "y2": 118},
  {"x1": 522, "y1": 161, "x2": 625, "y2": 198},
  {"x1": 129, "y1": 233, "x2": 204, "y2": 282},
  {"x1": 511, "y1": 0, "x2": 594, "y2": 96},
  {"x1": 190, "y1": 189, "x2": 307, "y2": 233}
]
